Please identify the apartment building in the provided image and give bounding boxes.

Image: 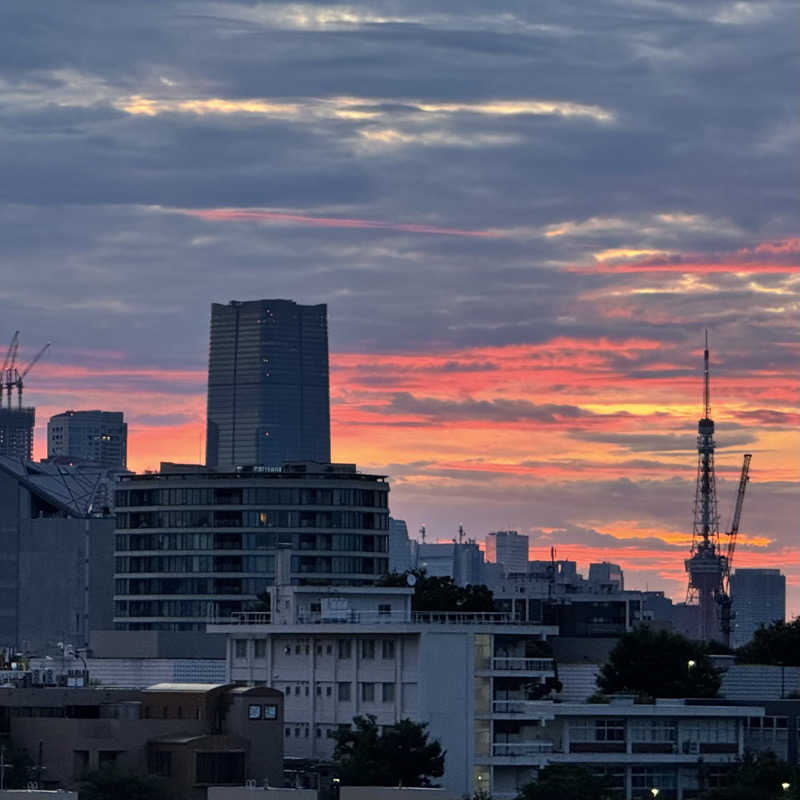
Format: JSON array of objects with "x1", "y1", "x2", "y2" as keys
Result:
[{"x1": 208, "y1": 585, "x2": 559, "y2": 797}]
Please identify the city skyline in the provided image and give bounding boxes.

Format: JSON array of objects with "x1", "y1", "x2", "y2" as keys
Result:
[{"x1": 1, "y1": 0, "x2": 796, "y2": 613}]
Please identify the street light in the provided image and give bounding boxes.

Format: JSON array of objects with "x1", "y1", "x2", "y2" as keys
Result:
[
  {"x1": 782, "y1": 782, "x2": 791, "y2": 792},
  {"x1": 651, "y1": 790, "x2": 659, "y2": 798},
  {"x1": 687, "y1": 660, "x2": 696, "y2": 669}
]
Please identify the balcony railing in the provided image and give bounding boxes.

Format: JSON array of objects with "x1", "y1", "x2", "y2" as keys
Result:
[
  {"x1": 492, "y1": 741, "x2": 553, "y2": 757},
  {"x1": 491, "y1": 700, "x2": 554, "y2": 715},
  {"x1": 491, "y1": 657, "x2": 554, "y2": 672}
]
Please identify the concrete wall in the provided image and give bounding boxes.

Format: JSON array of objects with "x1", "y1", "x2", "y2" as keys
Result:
[
  {"x1": 341, "y1": 788, "x2": 456, "y2": 800},
  {"x1": 18, "y1": 517, "x2": 115, "y2": 653},
  {"x1": 90, "y1": 630, "x2": 226, "y2": 659},
  {"x1": 417, "y1": 632, "x2": 472, "y2": 799},
  {"x1": 209, "y1": 789, "x2": 317, "y2": 800}
]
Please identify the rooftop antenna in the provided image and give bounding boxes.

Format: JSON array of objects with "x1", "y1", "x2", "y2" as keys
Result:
[
  {"x1": 458, "y1": 524, "x2": 464, "y2": 544},
  {"x1": 419, "y1": 525, "x2": 426, "y2": 544}
]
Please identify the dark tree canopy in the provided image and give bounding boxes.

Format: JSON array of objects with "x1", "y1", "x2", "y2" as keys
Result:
[
  {"x1": 699, "y1": 752, "x2": 800, "y2": 799},
  {"x1": 736, "y1": 617, "x2": 800, "y2": 666},
  {"x1": 79, "y1": 768, "x2": 172, "y2": 800},
  {"x1": 516, "y1": 764, "x2": 614, "y2": 800},
  {"x1": 597, "y1": 626, "x2": 721, "y2": 699},
  {"x1": 332, "y1": 714, "x2": 444, "y2": 787},
  {"x1": 377, "y1": 569, "x2": 495, "y2": 613}
]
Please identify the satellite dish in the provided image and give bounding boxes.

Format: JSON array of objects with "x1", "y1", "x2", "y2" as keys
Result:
[{"x1": 406, "y1": 574, "x2": 417, "y2": 587}]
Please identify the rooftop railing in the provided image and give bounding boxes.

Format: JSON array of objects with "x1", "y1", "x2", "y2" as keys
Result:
[{"x1": 215, "y1": 610, "x2": 525, "y2": 626}]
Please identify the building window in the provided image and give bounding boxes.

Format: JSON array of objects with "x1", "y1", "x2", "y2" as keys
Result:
[
  {"x1": 285, "y1": 728, "x2": 291, "y2": 737},
  {"x1": 234, "y1": 639, "x2": 247, "y2": 658},
  {"x1": 263, "y1": 705, "x2": 278, "y2": 720},
  {"x1": 338, "y1": 682, "x2": 351, "y2": 702},
  {"x1": 254, "y1": 640, "x2": 266, "y2": 658},
  {"x1": 338, "y1": 640, "x2": 351, "y2": 659},
  {"x1": 326, "y1": 644, "x2": 333, "y2": 655},
  {"x1": 316, "y1": 686, "x2": 322, "y2": 696},
  {"x1": 382, "y1": 683, "x2": 395, "y2": 703},
  {"x1": 326, "y1": 686, "x2": 332, "y2": 697},
  {"x1": 361, "y1": 682, "x2": 375, "y2": 702},
  {"x1": 248, "y1": 704, "x2": 262, "y2": 720},
  {"x1": 378, "y1": 604, "x2": 391, "y2": 616},
  {"x1": 382, "y1": 640, "x2": 395, "y2": 660},
  {"x1": 361, "y1": 640, "x2": 375, "y2": 659}
]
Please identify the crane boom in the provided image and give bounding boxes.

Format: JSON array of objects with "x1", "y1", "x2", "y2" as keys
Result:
[
  {"x1": 2, "y1": 331, "x2": 19, "y2": 373},
  {"x1": 19, "y1": 342, "x2": 50, "y2": 379},
  {"x1": 725, "y1": 453, "x2": 752, "y2": 580}
]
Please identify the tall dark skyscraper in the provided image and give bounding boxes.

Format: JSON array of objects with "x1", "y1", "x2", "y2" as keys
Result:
[{"x1": 205, "y1": 299, "x2": 331, "y2": 469}]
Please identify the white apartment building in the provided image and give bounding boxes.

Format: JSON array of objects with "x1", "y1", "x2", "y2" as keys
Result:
[
  {"x1": 209, "y1": 585, "x2": 764, "y2": 800},
  {"x1": 209, "y1": 585, "x2": 559, "y2": 797}
]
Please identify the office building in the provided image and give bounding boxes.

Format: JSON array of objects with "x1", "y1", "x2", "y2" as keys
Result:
[
  {"x1": 485, "y1": 531, "x2": 529, "y2": 575},
  {"x1": 113, "y1": 462, "x2": 390, "y2": 632},
  {"x1": 588, "y1": 561, "x2": 624, "y2": 592},
  {"x1": 731, "y1": 568, "x2": 786, "y2": 648},
  {"x1": 47, "y1": 409, "x2": 127, "y2": 469},
  {"x1": 0, "y1": 407, "x2": 35, "y2": 459},
  {"x1": 388, "y1": 517, "x2": 413, "y2": 573},
  {"x1": 414, "y1": 540, "x2": 485, "y2": 586},
  {"x1": 205, "y1": 299, "x2": 330, "y2": 469}
]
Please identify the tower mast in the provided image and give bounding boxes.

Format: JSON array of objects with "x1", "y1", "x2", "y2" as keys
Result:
[{"x1": 685, "y1": 331, "x2": 724, "y2": 642}]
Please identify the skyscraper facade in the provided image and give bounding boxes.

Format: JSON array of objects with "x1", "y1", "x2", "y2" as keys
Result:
[
  {"x1": 731, "y1": 568, "x2": 786, "y2": 648},
  {"x1": 206, "y1": 300, "x2": 330, "y2": 469},
  {"x1": 485, "y1": 530, "x2": 529, "y2": 575},
  {"x1": 47, "y1": 410, "x2": 127, "y2": 469}
]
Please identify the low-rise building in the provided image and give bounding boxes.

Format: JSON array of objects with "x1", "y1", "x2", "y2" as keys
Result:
[{"x1": 0, "y1": 683, "x2": 283, "y2": 799}]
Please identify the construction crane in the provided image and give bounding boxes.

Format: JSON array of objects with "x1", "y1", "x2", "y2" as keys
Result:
[
  {"x1": 716, "y1": 453, "x2": 752, "y2": 646},
  {"x1": 1, "y1": 331, "x2": 19, "y2": 409},
  {"x1": 14, "y1": 342, "x2": 51, "y2": 409},
  {"x1": 1, "y1": 333, "x2": 50, "y2": 410}
]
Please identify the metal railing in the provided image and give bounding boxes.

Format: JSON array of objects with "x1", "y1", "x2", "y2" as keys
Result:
[
  {"x1": 492, "y1": 699, "x2": 553, "y2": 715},
  {"x1": 492, "y1": 741, "x2": 554, "y2": 756},
  {"x1": 491, "y1": 657, "x2": 554, "y2": 672}
]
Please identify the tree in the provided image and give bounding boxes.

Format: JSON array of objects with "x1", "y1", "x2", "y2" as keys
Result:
[
  {"x1": 736, "y1": 617, "x2": 800, "y2": 666},
  {"x1": 79, "y1": 768, "x2": 172, "y2": 800},
  {"x1": 597, "y1": 626, "x2": 721, "y2": 699},
  {"x1": 516, "y1": 764, "x2": 614, "y2": 800},
  {"x1": 699, "y1": 752, "x2": 800, "y2": 799},
  {"x1": 377, "y1": 569, "x2": 495, "y2": 613},
  {"x1": 332, "y1": 714, "x2": 444, "y2": 787}
]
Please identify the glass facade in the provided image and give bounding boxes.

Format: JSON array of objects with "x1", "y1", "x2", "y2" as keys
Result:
[
  {"x1": 205, "y1": 299, "x2": 330, "y2": 469},
  {"x1": 113, "y1": 466, "x2": 390, "y2": 631}
]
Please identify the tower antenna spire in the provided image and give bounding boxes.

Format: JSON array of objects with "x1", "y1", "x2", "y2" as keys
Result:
[{"x1": 703, "y1": 329, "x2": 710, "y2": 419}]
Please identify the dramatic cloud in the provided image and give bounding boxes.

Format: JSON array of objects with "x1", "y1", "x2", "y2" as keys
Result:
[{"x1": 1, "y1": 0, "x2": 796, "y2": 609}]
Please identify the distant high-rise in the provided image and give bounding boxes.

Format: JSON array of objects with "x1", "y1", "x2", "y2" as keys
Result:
[
  {"x1": 731, "y1": 568, "x2": 786, "y2": 648},
  {"x1": 47, "y1": 410, "x2": 127, "y2": 469},
  {"x1": 485, "y1": 530, "x2": 529, "y2": 575},
  {"x1": 205, "y1": 300, "x2": 330, "y2": 469},
  {"x1": 0, "y1": 408, "x2": 34, "y2": 460}
]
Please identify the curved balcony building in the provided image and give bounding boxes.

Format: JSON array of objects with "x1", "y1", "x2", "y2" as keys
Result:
[{"x1": 113, "y1": 462, "x2": 389, "y2": 631}]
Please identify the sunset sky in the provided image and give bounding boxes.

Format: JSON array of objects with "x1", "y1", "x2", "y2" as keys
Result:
[{"x1": 2, "y1": 1, "x2": 797, "y2": 612}]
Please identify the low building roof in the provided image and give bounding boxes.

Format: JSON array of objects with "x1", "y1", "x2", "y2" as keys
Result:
[{"x1": 143, "y1": 683, "x2": 228, "y2": 693}]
